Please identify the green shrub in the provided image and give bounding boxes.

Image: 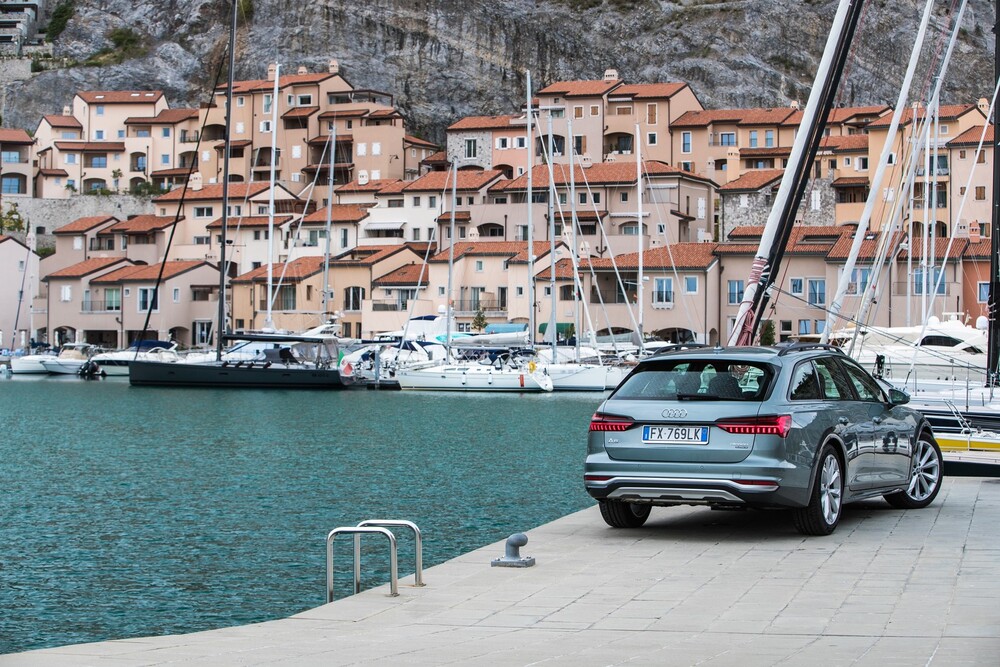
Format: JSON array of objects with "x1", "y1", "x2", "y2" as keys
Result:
[{"x1": 47, "y1": 1, "x2": 75, "y2": 41}]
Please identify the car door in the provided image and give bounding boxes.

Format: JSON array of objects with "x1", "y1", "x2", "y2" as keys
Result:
[
  {"x1": 839, "y1": 359, "x2": 913, "y2": 486},
  {"x1": 813, "y1": 356, "x2": 873, "y2": 490}
]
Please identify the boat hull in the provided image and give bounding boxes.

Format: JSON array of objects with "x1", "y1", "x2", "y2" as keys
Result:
[
  {"x1": 128, "y1": 360, "x2": 345, "y2": 388},
  {"x1": 9, "y1": 356, "x2": 53, "y2": 374},
  {"x1": 39, "y1": 359, "x2": 87, "y2": 375},
  {"x1": 396, "y1": 365, "x2": 550, "y2": 391}
]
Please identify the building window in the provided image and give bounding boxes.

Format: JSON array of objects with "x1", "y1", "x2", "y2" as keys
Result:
[
  {"x1": 172, "y1": 287, "x2": 180, "y2": 303},
  {"x1": 573, "y1": 105, "x2": 584, "y2": 119},
  {"x1": 845, "y1": 268, "x2": 871, "y2": 295},
  {"x1": 412, "y1": 196, "x2": 421, "y2": 207},
  {"x1": 651, "y1": 278, "x2": 673, "y2": 304},
  {"x1": 95, "y1": 105, "x2": 104, "y2": 116},
  {"x1": 682, "y1": 131, "x2": 692, "y2": 153},
  {"x1": 475, "y1": 260, "x2": 484, "y2": 272},
  {"x1": 194, "y1": 206, "x2": 214, "y2": 218},
  {"x1": 719, "y1": 132, "x2": 736, "y2": 146},
  {"x1": 976, "y1": 186, "x2": 987, "y2": 200},
  {"x1": 978, "y1": 282, "x2": 990, "y2": 303},
  {"x1": 647, "y1": 132, "x2": 657, "y2": 146},
  {"x1": 815, "y1": 319, "x2": 826, "y2": 334},
  {"x1": 749, "y1": 130, "x2": 758, "y2": 148},
  {"x1": 590, "y1": 105, "x2": 599, "y2": 116},
  {"x1": 790, "y1": 278, "x2": 803, "y2": 295},
  {"x1": 728, "y1": 280, "x2": 744, "y2": 305},
  {"x1": 977, "y1": 150, "x2": 986, "y2": 164},
  {"x1": 344, "y1": 286, "x2": 365, "y2": 311},
  {"x1": 237, "y1": 96, "x2": 245, "y2": 107},
  {"x1": 297, "y1": 94, "x2": 312, "y2": 106},
  {"x1": 65, "y1": 153, "x2": 77, "y2": 165},
  {"x1": 138, "y1": 287, "x2": 159, "y2": 312},
  {"x1": 765, "y1": 130, "x2": 774, "y2": 147},
  {"x1": 807, "y1": 279, "x2": 826, "y2": 306},
  {"x1": 412, "y1": 228, "x2": 421, "y2": 241},
  {"x1": 913, "y1": 268, "x2": 945, "y2": 295},
  {"x1": 60, "y1": 285, "x2": 72, "y2": 302},
  {"x1": 798, "y1": 319, "x2": 811, "y2": 335},
  {"x1": 684, "y1": 276, "x2": 698, "y2": 294},
  {"x1": 428, "y1": 195, "x2": 437, "y2": 208}
]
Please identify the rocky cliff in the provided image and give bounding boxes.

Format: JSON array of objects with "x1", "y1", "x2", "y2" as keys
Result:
[{"x1": 2, "y1": 0, "x2": 995, "y2": 141}]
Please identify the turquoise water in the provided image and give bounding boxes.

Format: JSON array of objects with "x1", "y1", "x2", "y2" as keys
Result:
[{"x1": 0, "y1": 376, "x2": 600, "y2": 655}]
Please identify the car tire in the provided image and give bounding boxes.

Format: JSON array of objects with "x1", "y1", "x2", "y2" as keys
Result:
[
  {"x1": 793, "y1": 444, "x2": 843, "y2": 536},
  {"x1": 599, "y1": 500, "x2": 651, "y2": 528},
  {"x1": 884, "y1": 432, "x2": 943, "y2": 509}
]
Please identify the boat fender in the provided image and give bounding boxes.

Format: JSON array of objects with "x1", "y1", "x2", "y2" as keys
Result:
[{"x1": 527, "y1": 361, "x2": 537, "y2": 373}]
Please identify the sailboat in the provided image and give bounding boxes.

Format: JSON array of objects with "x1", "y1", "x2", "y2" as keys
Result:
[{"x1": 128, "y1": 3, "x2": 346, "y2": 389}]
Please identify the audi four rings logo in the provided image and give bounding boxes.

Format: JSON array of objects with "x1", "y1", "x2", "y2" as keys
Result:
[{"x1": 661, "y1": 408, "x2": 688, "y2": 419}]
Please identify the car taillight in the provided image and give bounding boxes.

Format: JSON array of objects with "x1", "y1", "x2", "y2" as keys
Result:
[
  {"x1": 589, "y1": 413, "x2": 634, "y2": 432},
  {"x1": 716, "y1": 415, "x2": 792, "y2": 438}
]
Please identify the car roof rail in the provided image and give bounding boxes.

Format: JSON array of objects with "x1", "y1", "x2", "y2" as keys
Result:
[
  {"x1": 649, "y1": 343, "x2": 709, "y2": 356},
  {"x1": 774, "y1": 342, "x2": 845, "y2": 357}
]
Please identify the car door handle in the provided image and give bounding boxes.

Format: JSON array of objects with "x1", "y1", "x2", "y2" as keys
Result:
[
  {"x1": 838, "y1": 417, "x2": 849, "y2": 425},
  {"x1": 872, "y1": 416, "x2": 883, "y2": 424}
]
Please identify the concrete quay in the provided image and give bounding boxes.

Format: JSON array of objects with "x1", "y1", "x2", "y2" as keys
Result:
[{"x1": 4, "y1": 476, "x2": 999, "y2": 666}]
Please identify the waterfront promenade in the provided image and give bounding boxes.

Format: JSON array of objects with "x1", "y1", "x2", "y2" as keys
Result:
[{"x1": 4, "y1": 476, "x2": 998, "y2": 666}]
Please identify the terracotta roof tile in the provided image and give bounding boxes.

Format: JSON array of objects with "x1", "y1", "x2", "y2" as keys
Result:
[
  {"x1": 672, "y1": 108, "x2": 796, "y2": 128},
  {"x1": 53, "y1": 215, "x2": 119, "y2": 234},
  {"x1": 220, "y1": 72, "x2": 332, "y2": 94},
  {"x1": 0, "y1": 128, "x2": 33, "y2": 144},
  {"x1": 331, "y1": 245, "x2": 412, "y2": 266},
  {"x1": 150, "y1": 167, "x2": 196, "y2": 177},
  {"x1": 494, "y1": 161, "x2": 703, "y2": 191},
  {"x1": 589, "y1": 243, "x2": 719, "y2": 270},
  {"x1": 430, "y1": 240, "x2": 552, "y2": 263},
  {"x1": 435, "y1": 211, "x2": 472, "y2": 223},
  {"x1": 77, "y1": 91, "x2": 164, "y2": 104},
  {"x1": 831, "y1": 176, "x2": 870, "y2": 187},
  {"x1": 533, "y1": 257, "x2": 578, "y2": 280},
  {"x1": 719, "y1": 169, "x2": 784, "y2": 192},
  {"x1": 537, "y1": 79, "x2": 622, "y2": 97},
  {"x1": 403, "y1": 169, "x2": 504, "y2": 193},
  {"x1": 948, "y1": 124, "x2": 994, "y2": 147},
  {"x1": 43, "y1": 256, "x2": 130, "y2": 279},
  {"x1": 827, "y1": 134, "x2": 869, "y2": 152},
  {"x1": 448, "y1": 115, "x2": 523, "y2": 131},
  {"x1": 404, "y1": 135, "x2": 438, "y2": 149},
  {"x1": 422, "y1": 151, "x2": 449, "y2": 164},
  {"x1": 153, "y1": 182, "x2": 272, "y2": 202},
  {"x1": 206, "y1": 215, "x2": 293, "y2": 229},
  {"x1": 740, "y1": 146, "x2": 791, "y2": 158},
  {"x1": 42, "y1": 115, "x2": 82, "y2": 129},
  {"x1": 336, "y1": 179, "x2": 403, "y2": 193},
  {"x1": 302, "y1": 205, "x2": 371, "y2": 224},
  {"x1": 92, "y1": 260, "x2": 209, "y2": 284},
  {"x1": 964, "y1": 238, "x2": 992, "y2": 259},
  {"x1": 373, "y1": 262, "x2": 430, "y2": 286},
  {"x1": 281, "y1": 106, "x2": 319, "y2": 119},
  {"x1": 38, "y1": 168, "x2": 69, "y2": 177},
  {"x1": 232, "y1": 256, "x2": 326, "y2": 283},
  {"x1": 125, "y1": 108, "x2": 199, "y2": 125},
  {"x1": 868, "y1": 104, "x2": 979, "y2": 128},
  {"x1": 53, "y1": 141, "x2": 126, "y2": 152},
  {"x1": 107, "y1": 215, "x2": 180, "y2": 233},
  {"x1": 612, "y1": 83, "x2": 689, "y2": 99}
]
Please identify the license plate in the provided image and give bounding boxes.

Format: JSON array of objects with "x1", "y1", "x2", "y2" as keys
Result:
[{"x1": 642, "y1": 425, "x2": 709, "y2": 444}]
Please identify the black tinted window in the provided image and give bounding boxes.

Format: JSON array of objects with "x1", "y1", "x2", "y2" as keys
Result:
[
  {"x1": 789, "y1": 362, "x2": 822, "y2": 400},
  {"x1": 614, "y1": 359, "x2": 773, "y2": 401},
  {"x1": 813, "y1": 357, "x2": 854, "y2": 400},
  {"x1": 839, "y1": 360, "x2": 885, "y2": 402}
]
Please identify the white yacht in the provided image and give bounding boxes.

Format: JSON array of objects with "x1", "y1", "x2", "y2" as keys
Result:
[
  {"x1": 90, "y1": 341, "x2": 179, "y2": 376},
  {"x1": 37, "y1": 343, "x2": 96, "y2": 375}
]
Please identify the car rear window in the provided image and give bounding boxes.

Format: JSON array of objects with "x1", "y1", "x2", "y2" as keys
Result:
[{"x1": 613, "y1": 359, "x2": 774, "y2": 401}]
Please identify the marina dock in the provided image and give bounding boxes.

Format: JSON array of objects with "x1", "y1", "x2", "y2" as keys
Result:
[{"x1": 4, "y1": 476, "x2": 998, "y2": 666}]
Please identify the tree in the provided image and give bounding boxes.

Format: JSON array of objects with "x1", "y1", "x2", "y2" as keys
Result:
[
  {"x1": 112, "y1": 168, "x2": 123, "y2": 193},
  {"x1": 471, "y1": 308, "x2": 488, "y2": 332},
  {"x1": 0, "y1": 202, "x2": 26, "y2": 234},
  {"x1": 759, "y1": 320, "x2": 776, "y2": 346}
]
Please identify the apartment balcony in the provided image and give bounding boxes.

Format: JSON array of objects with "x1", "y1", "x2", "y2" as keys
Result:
[
  {"x1": 81, "y1": 300, "x2": 121, "y2": 313},
  {"x1": 179, "y1": 131, "x2": 201, "y2": 143},
  {"x1": 453, "y1": 299, "x2": 506, "y2": 316},
  {"x1": 892, "y1": 281, "x2": 958, "y2": 297},
  {"x1": 1, "y1": 155, "x2": 28, "y2": 164},
  {"x1": 914, "y1": 167, "x2": 949, "y2": 177},
  {"x1": 371, "y1": 299, "x2": 409, "y2": 312}
]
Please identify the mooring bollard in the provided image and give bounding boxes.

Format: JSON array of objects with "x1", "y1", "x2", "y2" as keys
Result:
[{"x1": 491, "y1": 532, "x2": 535, "y2": 568}]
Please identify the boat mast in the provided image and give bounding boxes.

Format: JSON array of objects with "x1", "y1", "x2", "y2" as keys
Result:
[
  {"x1": 546, "y1": 110, "x2": 557, "y2": 360},
  {"x1": 526, "y1": 70, "x2": 536, "y2": 349},
  {"x1": 265, "y1": 62, "x2": 280, "y2": 331},
  {"x1": 568, "y1": 114, "x2": 581, "y2": 362},
  {"x1": 446, "y1": 160, "x2": 457, "y2": 352},
  {"x1": 635, "y1": 123, "x2": 644, "y2": 351},
  {"x1": 321, "y1": 127, "x2": 337, "y2": 321},
  {"x1": 728, "y1": 0, "x2": 866, "y2": 345},
  {"x1": 988, "y1": 0, "x2": 1000, "y2": 385},
  {"x1": 216, "y1": 0, "x2": 238, "y2": 361}
]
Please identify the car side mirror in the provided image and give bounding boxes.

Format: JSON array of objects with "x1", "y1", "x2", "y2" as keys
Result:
[{"x1": 888, "y1": 388, "x2": 910, "y2": 405}]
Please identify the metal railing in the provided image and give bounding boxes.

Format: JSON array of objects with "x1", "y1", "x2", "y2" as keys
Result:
[
  {"x1": 324, "y1": 519, "x2": 423, "y2": 603},
  {"x1": 81, "y1": 300, "x2": 121, "y2": 313}
]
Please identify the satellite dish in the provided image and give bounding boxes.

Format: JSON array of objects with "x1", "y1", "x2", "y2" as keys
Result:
[{"x1": 976, "y1": 315, "x2": 989, "y2": 330}]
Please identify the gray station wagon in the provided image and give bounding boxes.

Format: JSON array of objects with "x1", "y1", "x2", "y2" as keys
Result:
[{"x1": 584, "y1": 344, "x2": 943, "y2": 535}]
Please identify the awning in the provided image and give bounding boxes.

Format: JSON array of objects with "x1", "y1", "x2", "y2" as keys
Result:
[
  {"x1": 538, "y1": 322, "x2": 574, "y2": 335},
  {"x1": 364, "y1": 221, "x2": 405, "y2": 231}
]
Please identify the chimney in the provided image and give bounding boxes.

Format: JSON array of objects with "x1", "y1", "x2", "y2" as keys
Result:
[
  {"x1": 978, "y1": 97, "x2": 990, "y2": 116},
  {"x1": 329, "y1": 59, "x2": 339, "y2": 75},
  {"x1": 189, "y1": 172, "x2": 203, "y2": 191},
  {"x1": 266, "y1": 63, "x2": 276, "y2": 81},
  {"x1": 969, "y1": 222, "x2": 981, "y2": 242},
  {"x1": 297, "y1": 65, "x2": 308, "y2": 75},
  {"x1": 790, "y1": 100, "x2": 799, "y2": 109},
  {"x1": 603, "y1": 68, "x2": 619, "y2": 82},
  {"x1": 62, "y1": 105, "x2": 71, "y2": 116}
]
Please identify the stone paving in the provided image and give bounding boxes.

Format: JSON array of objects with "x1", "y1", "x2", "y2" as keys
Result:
[{"x1": 4, "y1": 477, "x2": 999, "y2": 666}]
